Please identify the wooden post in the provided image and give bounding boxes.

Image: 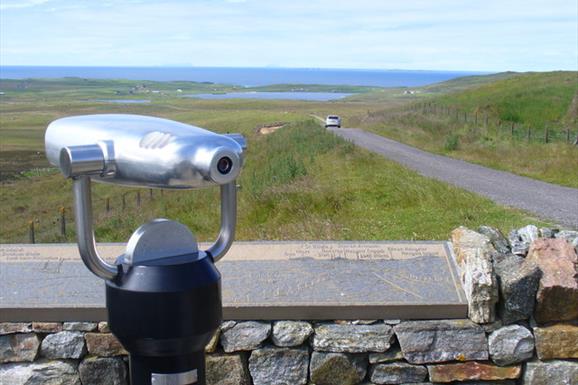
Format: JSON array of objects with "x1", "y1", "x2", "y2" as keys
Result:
[
  {"x1": 544, "y1": 124, "x2": 549, "y2": 143},
  {"x1": 29, "y1": 220, "x2": 35, "y2": 244},
  {"x1": 160, "y1": 189, "x2": 164, "y2": 198},
  {"x1": 137, "y1": 191, "x2": 141, "y2": 207},
  {"x1": 567, "y1": 127, "x2": 571, "y2": 143},
  {"x1": 511, "y1": 122, "x2": 515, "y2": 137},
  {"x1": 105, "y1": 197, "x2": 110, "y2": 213},
  {"x1": 60, "y1": 207, "x2": 66, "y2": 237},
  {"x1": 464, "y1": 111, "x2": 467, "y2": 123},
  {"x1": 122, "y1": 194, "x2": 126, "y2": 210},
  {"x1": 474, "y1": 112, "x2": 478, "y2": 126},
  {"x1": 484, "y1": 114, "x2": 489, "y2": 128},
  {"x1": 149, "y1": 189, "x2": 153, "y2": 200},
  {"x1": 527, "y1": 126, "x2": 531, "y2": 142}
]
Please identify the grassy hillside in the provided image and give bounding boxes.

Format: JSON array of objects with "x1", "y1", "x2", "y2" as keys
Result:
[
  {"x1": 434, "y1": 71, "x2": 577, "y2": 128},
  {"x1": 358, "y1": 72, "x2": 578, "y2": 187},
  {"x1": 343, "y1": 72, "x2": 522, "y2": 103},
  {"x1": 0, "y1": 76, "x2": 564, "y2": 243},
  {"x1": 421, "y1": 72, "x2": 522, "y2": 94}
]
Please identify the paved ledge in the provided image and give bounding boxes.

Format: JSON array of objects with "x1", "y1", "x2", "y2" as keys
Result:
[{"x1": 0, "y1": 241, "x2": 467, "y2": 321}]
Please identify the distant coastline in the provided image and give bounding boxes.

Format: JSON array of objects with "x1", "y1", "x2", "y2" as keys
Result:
[{"x1": 0, "y1": 66, "x2": 487, "y2": 87}]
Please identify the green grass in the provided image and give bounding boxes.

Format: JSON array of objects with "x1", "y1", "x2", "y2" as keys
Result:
[
  {"x1": 0, "y1": 75, "x2": 565, "y2": 244},
  {"x1": 434, "y1": 71, "x2": 577, "y2": 128},
  {"x1": 0, "y1": 121, "x2": 546, "y2": 244},
  {"x1": 357, "y1": 72, "x2": 578, "y2": 188},
  {"x1": 421, "y1": 72, "x2": 522, "y2": 94}
]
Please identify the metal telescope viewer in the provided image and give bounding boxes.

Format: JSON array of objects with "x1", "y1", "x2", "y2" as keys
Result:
[{"x1": 45, "y1": 114, "x2": 246, "y2": 385}]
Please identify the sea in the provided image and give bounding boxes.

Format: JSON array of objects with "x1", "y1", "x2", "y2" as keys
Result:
[{"x1": 0, "y1": 66, "x2": 486, "y2": 88}]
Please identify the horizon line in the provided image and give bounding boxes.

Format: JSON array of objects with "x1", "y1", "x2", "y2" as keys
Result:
[{"x1": 0, "y1": 64, "x2": 504, "y2": 74}]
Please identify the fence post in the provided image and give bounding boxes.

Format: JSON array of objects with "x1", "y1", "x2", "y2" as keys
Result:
[
  {"x1": 511, "y1": 122, "x2": 515, "y2": 138},
  {"x1": 149, "y1": 189, "x2": 153, "y2": 200},
  {"x1": 527, "y1": 126, "x2": 532, "y2": 142},
  {"x1": 567, "y1": 127, "x2": 571, "y2": 143},
  {"x1": 29, "y1": 220, "x2": 35, "y2": 244},
  {"x1": 137, "y1": 191, "x2": 141, "y2": 207},
  {"x1": 60, "y1": 207, "x2": 66, "y2": 237},
  {"x1": 122, "y1": 194, "x2": 126, "y2": 210},
  {"x1": 106, "y1": 197, "x2": 110, "y2": 213},
  {"x1": 544, "y1": 124, "x2": 549, "y2": 143}
]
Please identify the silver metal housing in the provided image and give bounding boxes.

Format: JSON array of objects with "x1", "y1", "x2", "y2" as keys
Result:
[
  {"x1": 45, "y1": 114, "x2": 244, "y2": 281},
  {"x1": 45, "y1": 114, "x2": 244, "y2": 189}
]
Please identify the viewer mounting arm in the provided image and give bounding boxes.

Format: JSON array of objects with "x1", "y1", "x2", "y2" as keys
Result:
[
  {"x1": 72, "y1": 176, "x2": 118, "y2": 280},
  {"x1": 206, "y1": 181, "x2": 237, "y2": 262}
]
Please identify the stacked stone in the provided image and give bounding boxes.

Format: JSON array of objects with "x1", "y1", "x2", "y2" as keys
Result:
[
  {"x1": 0, "y1": 321, "x2": 127, "y2": 385},
  {"x1": 207, "y1": 319, "x2": 522, "y2": 385},
  {"x1": 451, "y1": 225, "x2": 578, "y2": 385},
  {"x1": 2, "y1": 317, "x2": 577, "y2": 385}
]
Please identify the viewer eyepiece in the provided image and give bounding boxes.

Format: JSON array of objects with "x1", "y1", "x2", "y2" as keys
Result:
[{"x1": 217, "y1": 156, "x2": 233, "y2": 175}]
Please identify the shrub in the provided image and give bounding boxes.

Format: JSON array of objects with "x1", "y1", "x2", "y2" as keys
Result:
[{"x1": 444, "y1": 133, "x2": 460, "y2": 151}]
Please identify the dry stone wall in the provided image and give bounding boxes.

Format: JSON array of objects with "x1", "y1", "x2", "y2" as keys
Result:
[{"x1": 1, "y1": 225, "x2": 577, "y2": 385}]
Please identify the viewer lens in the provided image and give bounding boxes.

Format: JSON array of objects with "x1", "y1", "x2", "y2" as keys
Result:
[{"x1": 217, "y1": 157, "x2": 233, "y2": 175}]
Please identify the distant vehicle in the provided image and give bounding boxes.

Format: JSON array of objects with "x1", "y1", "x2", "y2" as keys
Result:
[{"x1": 325, "y1": 115, "x2": 341, "y2": 128}]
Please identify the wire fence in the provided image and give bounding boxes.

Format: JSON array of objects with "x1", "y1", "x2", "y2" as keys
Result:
[
  {"x1": 403, "y1": 102, "x2": 578, "y2": 145},
  {"x1": 17, "y1": 188, "x2": 166, "y2": 244}
]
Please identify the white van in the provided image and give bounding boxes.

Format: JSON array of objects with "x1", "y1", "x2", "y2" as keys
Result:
[{"x1": 325, "y1": 115, "x2": 341, "y2": 128}]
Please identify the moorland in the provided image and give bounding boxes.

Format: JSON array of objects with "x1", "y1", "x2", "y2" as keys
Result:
[{"x1": 1, "y1": 71, "x2": 575, "y2": 243}]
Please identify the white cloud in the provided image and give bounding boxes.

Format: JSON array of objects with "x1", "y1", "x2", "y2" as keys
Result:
[
  {"x1": 0, "y1": 0, "x2": 576, "y2": 71},
  {"x1": 0, "y1": 0, "x2": 53, "y2": 10}
]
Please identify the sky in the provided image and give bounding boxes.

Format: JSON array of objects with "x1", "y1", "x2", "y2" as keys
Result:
[{"x1": 0, "y1": 0, "x2": 576, "y2": 72}]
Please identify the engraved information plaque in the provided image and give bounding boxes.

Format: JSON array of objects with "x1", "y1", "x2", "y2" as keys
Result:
[{"x1": 0, "y1": 241, "x2": 466, "y2": 321}]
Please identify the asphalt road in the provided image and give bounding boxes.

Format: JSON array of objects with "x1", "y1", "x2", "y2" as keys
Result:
[{"x1": 329, "y1": 127, "x2": 578, "y2": 228}]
